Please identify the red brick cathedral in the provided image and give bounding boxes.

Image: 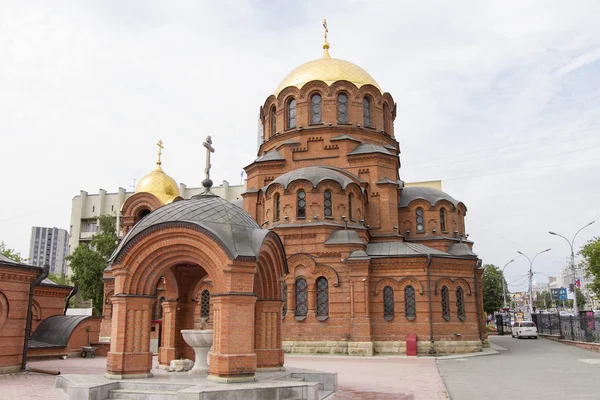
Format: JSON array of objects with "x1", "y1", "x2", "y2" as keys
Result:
[
  {"x1": 102, "y1": 29, "x2": 487, "y2": 368},
  {"x1": 240, "y1": 33, "x2": 487, "y2": 356}
]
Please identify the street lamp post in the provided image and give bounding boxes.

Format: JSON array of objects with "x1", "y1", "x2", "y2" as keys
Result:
[
  {"x1": 501, "y1": 259, "x2": 514, "y2": 309},
  {"x1": 549, "y1": 221, "x2": 595, "y2": 316},
  {"x1": 517, "y1": 249, "x2": 551, "y2": 314}
]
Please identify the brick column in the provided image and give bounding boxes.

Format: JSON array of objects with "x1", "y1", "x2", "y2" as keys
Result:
[
  {"x1": 158, "y1": 300, "x2": 178, "y2": 367},
  {"x1": 307, "y1": 286, "x2": 316, "y2": 319},
  {"x1": 286, "y1": 283, "x2": 295, "y2": 317},
  {"x1": 255, "y1": 300, "x2": 284, "y2": 370},
  {"x1": 106, "y1": 295, "x2": 155, "y2": 379},
  {"x1": 208, "y1": 293, "x2": 257, "y2": 382}
]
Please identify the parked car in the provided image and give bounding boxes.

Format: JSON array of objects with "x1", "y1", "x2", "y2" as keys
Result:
[
  {"x1": 559, "y1": 311, "x2": 573, "y2": 317},
  {"x1": 512, "y1": 321, "x2": 538, "y2": 339}
]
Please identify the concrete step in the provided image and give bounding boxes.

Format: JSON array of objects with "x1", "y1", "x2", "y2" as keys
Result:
[
  {"x1": 319, "y1": 390, "x2": 335, "y2": 400},
  {"x1": 108, "y1": 389, "x2": 178, "y2": 400},
  {"x1": 116, "y1": 382, "x2": 193, "y2": 391}
]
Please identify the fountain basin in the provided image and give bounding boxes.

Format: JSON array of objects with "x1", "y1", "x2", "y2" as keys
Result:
[{"x1": 181, "y1": 329, "x2": 213, "y2": 374}]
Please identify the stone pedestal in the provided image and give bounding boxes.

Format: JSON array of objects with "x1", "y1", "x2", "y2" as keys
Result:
[{"x1": 181, "y1": 329, "x2": 213, "y2": 374}]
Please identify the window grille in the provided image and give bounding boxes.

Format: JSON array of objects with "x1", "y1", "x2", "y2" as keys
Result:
[
  {"x1": 273, "y1": 193, "x2": 280, "y2": 220},
  {"x1": 348, "y1": 193, "x2": 354, "y2": 220},
  {"x1": 282, "y1": 281, "x2": 287, "y2": 317},
  {"x1": 363, "y1": 97, "x2": 372, "y2": 127},
  {"x1": 200, "y1": 290, "x2": 210, "y2": 320},
  {"x1": 337, "y1": 93, "x2": 349, "y2": 123},
  {"x1": 311, "y1": 94, "x2": 322, "y2": 124},
  {"x1": 441, "y1": 286, "x2": 450, "y2": 321},
  {"x1": 271, "y1": 106, "x2": 277, "y2": 137},
  {"x1": 405, "y1": 285, "x2": 416, "y2": 320},
  {"x1": 383, "y1": 286, "x2": 394, "y2": 321},
  {"x1": 440, "y1": 208, "x2": 446, "y2": 232},
  {"x1": 316, "y1": 277, "x2": 329, "y2": 318},
  {"x1": 416, "y1": 208, "x2": 425, "y2": 233},
  {"x1": 287, "y1": 98, "x2": 296, "y2": 129},
  {"x1": 383, "y1": 103, "x2": 389, "y2": 132},
  {"x1": 324, "y1": 190, "x2": 333, "y2": 217},
  {"x1": 457, "y1": 287, "x2": 466, "y2": 321},
  {"x1": 295, "y1": 278, "x2": 308, "y2": 317},
  {"x1": 297, "y1": 190, "x2": 306, "y2": 218}
]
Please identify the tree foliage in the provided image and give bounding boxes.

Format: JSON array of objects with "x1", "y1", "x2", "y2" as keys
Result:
[
  {"x1": 68, "y1": 215, "x2": 117, "y2": 315},
  {"x1": 482, "y1": 264, "x2": 509, "y2": 313},
  {"x1": 581, "y1": 236, "x2": 600, "y2": 299},
  {"x1": 48, "y1": 273, "x2": 72, "y2": 286},
  {"x1": 0, "y1": 241, "x2": 27, "y2": 263},
  {"x1": 535, "y1": 291, "x2": 552, "y2": 310}
]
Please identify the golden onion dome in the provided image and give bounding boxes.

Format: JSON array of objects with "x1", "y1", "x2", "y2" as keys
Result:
[
  {"x1": 274, "y1": 22, "x2": 381, "y2": 96},
  {"x1": 135, "y1": 140, "x2": 179, "y2": 205}
]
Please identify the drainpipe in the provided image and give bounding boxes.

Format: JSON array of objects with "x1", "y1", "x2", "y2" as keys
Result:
[
  {"x1": 473, "y1": 259, "x2": 483, "y2": 342},
  {"x1": 22, "y1": 264, "x2": 49, "y2": 370},
  {"x1": 63, "y1": 286, "x2": 79, "y2": 315},
  {"x1": 426, "y1": 254, "x2": 434, "y2": 354}
]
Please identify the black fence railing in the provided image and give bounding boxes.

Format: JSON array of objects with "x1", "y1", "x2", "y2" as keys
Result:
[{"x1": 533, "y1": 313, "x2": 600, "y2": 344}]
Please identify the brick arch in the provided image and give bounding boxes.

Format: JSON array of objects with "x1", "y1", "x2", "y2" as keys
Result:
[
  {"x1": 398, "y1": 276, "x2": 425, "y2": 295},
  {"x1": 256, "y1": 233, "x2": 288, "y2": 300},
  {"x1": 310, "y1": 265, "x2": 340, "y2": 288},
  {"x1": 276, "y1": 87, "x2": 301, "y2": 108},
  {"x1": 373, "y1": 277, "x2": 401, "y2": 295},
  {"x1": 357, "y1": 84, "x2": 383, "y2": 104},
  {"x1": 328, "y1": 80, "x2": 361, "y2": 99},
  {"x1": 453, "y1": 278, "x2": 472, "y2": 296},
  {"x1": 434, "y1": 277, "x2": 455, "y2": 295},
  {"x1": 299, "y1": 81, "x2": 331, "y2": 101},
  {"x1": 0, "y1": 290, "x2": 8, "y2": 329},
  {"x1": 31, "y1": 299, "x2": 42, "y2": 321}
]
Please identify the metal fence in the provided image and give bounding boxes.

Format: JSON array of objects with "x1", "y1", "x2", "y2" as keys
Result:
[{"x1": 533, "y1": 313, "x2": 600, "y2": 343}]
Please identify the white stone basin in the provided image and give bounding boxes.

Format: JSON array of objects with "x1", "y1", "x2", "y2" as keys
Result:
[{"x1": 181, "y1": 329, "x2": 213, "y2": 374}]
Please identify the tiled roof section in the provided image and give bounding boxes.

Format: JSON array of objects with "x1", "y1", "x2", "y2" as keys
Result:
[
  {"x1": 447, "y1": 243, "x2": 477, "y2": 257},
  {"x1": 255, "y1": 150, "x2": 285, "y2": 163},
  {"x1": 399, "y1": 186, "x2": 463, "y2": 208},
  {"x1": 324, "y1": 230, "x2": 364, "y2": 245},
  {"x1": 276, "y1": 139, "x2": 301, "y2": 149},
  {"x1": 366, "y1": 242, "x2": 448, "y2": 257},
  {"x1": 263, "y1": 166, "x2": 361, "y2": 192},
  {"x1": 347, "y1": 250, "x2": 370, "y2": 260},
  {"x1": 376, "y1": 177, "x2": 400, "y2": 186},
  {"x1": 111, "y1": 195, "x2": 266, "y2": 262},
  {"x1": 347, "y1": 143, "x2": 393, "y2": 156},
  {"x1": 330, "y1": 134, "x2": 362, "y2": 143}
]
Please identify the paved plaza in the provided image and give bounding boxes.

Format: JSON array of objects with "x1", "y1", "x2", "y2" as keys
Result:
[{"x1": 1, "y1": 354, "x2": 448, "y2": 400}]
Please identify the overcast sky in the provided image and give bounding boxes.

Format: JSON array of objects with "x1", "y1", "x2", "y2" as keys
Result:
[{"x1": 1, "y1": 1, "x2": 599, "y2": 291}]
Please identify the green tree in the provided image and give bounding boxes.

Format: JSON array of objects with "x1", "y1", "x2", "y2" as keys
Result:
[
  {"x1": 566, "y1": 288, "x2": 587, "y2": 310},
  {"x1": 68, "y1": 215, "x2": 117, "y2": 315},
  {"x1": 48, "y1": 273, "x2": 72, "y2": 286},
  {"x1": 0, "y1": 241, "x2": 27, "y2": 263},
  {"x1": 482, "y1": 264, "x2": 509, "y2": 313},
  {"x1": 535, "y1": 291, "x2": 553, "y2": 310},
  {"x1": 581, "y1": 236, "x2": 600, "y2": 299}
]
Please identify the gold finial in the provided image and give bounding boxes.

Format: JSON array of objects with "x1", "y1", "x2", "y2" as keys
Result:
[
  {"x1": 322, "y1": 18, "x2": 330, "y2": 58},
  {"x1": 156, "y1": 139, "x2": 164, "y2": 166}
]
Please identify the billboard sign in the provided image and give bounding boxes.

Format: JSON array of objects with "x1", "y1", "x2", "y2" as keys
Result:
[{"x1": 551, "y1": 288, "x2": 568, "y2": 300}]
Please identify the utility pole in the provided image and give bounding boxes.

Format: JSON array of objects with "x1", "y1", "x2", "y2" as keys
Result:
[
  {"x1": 501, "y1": 259, "x2": 514, "y2": 309},
  {"x1": 518, "y1": 249, "x2": 551, "y2": 315},
  {"x1": 549, "y1": 221, "x2": 595, "y2": 316}
]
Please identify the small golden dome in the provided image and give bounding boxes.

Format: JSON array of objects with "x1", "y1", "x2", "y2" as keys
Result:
[
  {"x1": 136, "y1": 165, "x2": 179, "y2": 205},
  {"x1": 274, "y1": 57, "x2": 381, "y2": 96}
]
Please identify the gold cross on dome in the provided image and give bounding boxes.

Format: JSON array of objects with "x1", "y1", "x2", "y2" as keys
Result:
[
  {"x1": 322, "y1": 19, "x2": 330, "y2": 57},
  {"x1": 323, "y1": 19, "x2": 328, "y2": 43},
  {"x1": 203, "y1": 136, "x2": 215, "y2": 180},
  {"x1": 156, "y1": 139, "x2": 164, "y2": 165}
]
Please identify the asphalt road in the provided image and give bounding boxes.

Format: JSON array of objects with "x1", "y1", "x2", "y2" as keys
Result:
[{"x1": 438, "y1": 335, "x2": 600, "y2": 400}]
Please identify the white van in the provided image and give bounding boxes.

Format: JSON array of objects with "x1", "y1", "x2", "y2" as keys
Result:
[{"x1": 512, "y1": 321, "x2": 538, "y2": 339}]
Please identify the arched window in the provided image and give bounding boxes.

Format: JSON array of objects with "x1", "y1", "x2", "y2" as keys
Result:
[
  {"x1": 200, "y1": 290, "x2": 210, "y2": 320},
  {"x1": 282, "y1": 281, "x2": 287, "y2": 318},
  {"x1": 457, "y1": 287, "x2": 466, "y2": 321},
  {"x1": 324, "y1": 190, "x2": 333, "y2": 218},
  {"x1": 405, "y1": 285, "x2": 416, "y2": 320},
  {"x1": 310, "y1": 93, "x2": 322, "y2": 124},
  {"x1": 297, "y1": 190, "x2": 306, "y2": 218},
  {"x1": 270, "y1": 106, "x2": 277, "y2": 137},
  {"x1": 295, "y1": 278, "x2": 308, "y2": 318},
  {"x1": 440, "y1": 208, "x2": 446, "y2": 232},
  {"x1": 337, "y1": 93, "x2": 349, "y2": 124},
  {"x1": 287, "y1": 98, "x2": 296, "y2": 129},
  {"x1": 363, "y1": 96, "x2": 372, "y2": 127},
  {"x1": 383, "y1": 103, "x2": 389, "y2": 132},
  {"x1": 416, "y1": 208, "x2": 425, "y2": 233},
  {"x1": 273, "y1": 193, "x2": 280, "y2": 220},
  {"x1": 316, "y1": 277, "x2": 329, "y2": 319},
  {"x1": 383, "y1": 286, "x2": 394, "y2": 321},
  {"x1": 348, "y1": 193, "x2": 354, "y2": 220},
  {"x1": 441, "y1": 286, "x2": 450, "y2": 321}
]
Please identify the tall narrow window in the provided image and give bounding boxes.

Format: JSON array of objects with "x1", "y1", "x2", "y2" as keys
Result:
[
  {"x1": 383, "y1": 286, "x2": 394, "y2": 321},
  {"x1": 441, "y1": 286, "x2": 450, "y2": 321},
  {"x1": 383, "y1": 103, "x2": 389, "y2": 133},
  {"x1": 310, "y1": 93, "x2": 322, "y2": 124},
  {"x1": 440, "y1": 208, "x2": 446, "y2": 232},
  {"x1": 456, "y1": 287, "x2": 466, "y2": 321},
  {"x1": 295, "y1": 278, "x2": 308, "y2": 318},
  {"x1": 416, "y1": 208, "x2": 425, "y2": 233},
  {"x1": 405, "y1": 285, "x2": 416, "y2": 320},
  {"x1": 273, "y1": 193, "x2": 280, "y2": 220},
  {"x1": 271, "y1": 106, "x2": 277, "y2": 137},
  {"x1": 324, "y1": 190, "x2": 333, "y2": 217},
  {"x1": 287, "y1": 98, "x2": 296, "y2": 129},
  {"x1": 363, "y1": 97, "x2": 372, "y2": 127},
  {"x1": 297, "y1": 190, "x2": 306, "y2": 218},
  {"x1": 316, "y1": 277, "x2": 329, "y2": 319},
  {"x1": 282, "y1": 281, "x2": 287, "y2": 318},
  {"x1": 157, "y1": 296, "x2": 165, "y2": 320},
  {"x1": 348, "y1": 193, "x2": 354, "y2": 220},
  {"x1": 337, "y1": 93, "x2": 349, "y2": 124},
  {"x1": 200, "y1": 290, "x2": 210, "y2": 320}
]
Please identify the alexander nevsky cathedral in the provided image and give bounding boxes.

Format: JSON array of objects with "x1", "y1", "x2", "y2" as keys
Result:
[{"x1": 98, "y1": 23, "x2": 487, "y2": 379}]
